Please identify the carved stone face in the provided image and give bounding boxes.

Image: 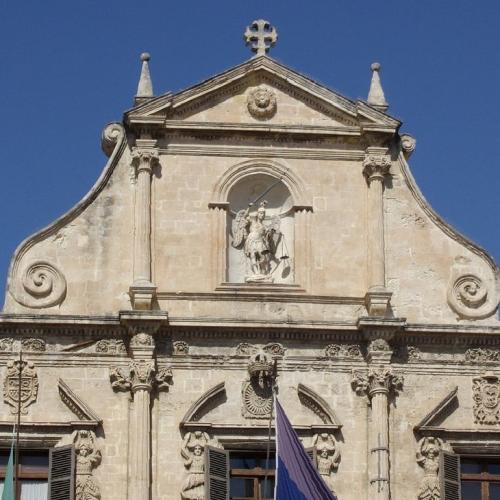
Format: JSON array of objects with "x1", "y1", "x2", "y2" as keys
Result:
[
  {"x1": 257, "y1": 208, "x2": 266, "y2": 220},
  {"x1": 254, "y1": 89, "x2": 271, "y2": 109},
  {"x1": 320, "y1": 449, "x2": 329, "y2": 458},
  {"x1": 483, "y1": 383, "x2": 500, "y2": 408},
  {"x1": 193, "y1": 445, "x2": 203, "y2": 456},
  {"x1": 79, "y1": 444, "x2": 91, "y2": 457}
]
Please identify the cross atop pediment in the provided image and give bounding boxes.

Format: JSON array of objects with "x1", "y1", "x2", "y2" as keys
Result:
[{"x1": 244, "y1": 19, "x2": 277, "y2": 57}]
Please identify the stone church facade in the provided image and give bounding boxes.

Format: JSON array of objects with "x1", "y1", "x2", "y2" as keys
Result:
[{"x1": 1, "y1": 19, "x2": 499, "y2": 500}]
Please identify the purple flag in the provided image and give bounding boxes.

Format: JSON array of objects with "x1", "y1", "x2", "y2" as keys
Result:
[{"x1": 275, "y1": 399, "x2": 338, "y2": 499}]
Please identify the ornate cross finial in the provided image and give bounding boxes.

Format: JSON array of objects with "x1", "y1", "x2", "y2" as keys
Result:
[{"x1": 244, "y1": 19, "x2": 277, "y2": 57}]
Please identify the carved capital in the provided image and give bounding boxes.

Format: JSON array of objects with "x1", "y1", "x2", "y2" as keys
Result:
[
  {"x1": 131, "y1": 146, "x2": 159, "y2": 175},
  {"x1": 363, "y1": 147, "x2": 391, "y2": 183},
  {"x1": 130, "y1": 360, "x2": 156, "y2": 392},
  {"x1": 352, "y1": 366, "x2": 403, "y2": 398},
  {"x1": 109, "y1": 361, "x2": 173, "y2": 394}
]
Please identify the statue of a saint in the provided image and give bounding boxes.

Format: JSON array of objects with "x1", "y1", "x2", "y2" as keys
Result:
[{"x1": 231, "y1": 201, "x2": 281, "y2": 282}]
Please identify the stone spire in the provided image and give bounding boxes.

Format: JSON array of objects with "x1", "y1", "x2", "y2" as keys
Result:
[
  {"x1": 135, "y1": 52, "x2": 154, "y2": 105},
  {"x1": 367, "y1": 62, "x2": 388, "y2": 112}
]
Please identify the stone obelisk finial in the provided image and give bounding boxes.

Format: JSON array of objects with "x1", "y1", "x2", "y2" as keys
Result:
[
  {"x1": 244, "y1": 19, "x2": 277, "y2": 57},
  {"x1": 135, "y1": 52, "x2": 154, "y2": 105},
  {"x1": 367, "y1": 62, "x2": 388, "y2": 112}
]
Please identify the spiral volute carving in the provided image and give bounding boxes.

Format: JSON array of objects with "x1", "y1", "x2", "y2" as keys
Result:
[
  {"x1": 447, "y1": 270, "x2": 498, "y2": 319},
  {"x1": 12, "y1": 261, "x2": 67, "y2": 308},
  {"x1": 101, "y1": 122, "x2": 125, "y2": 157}
]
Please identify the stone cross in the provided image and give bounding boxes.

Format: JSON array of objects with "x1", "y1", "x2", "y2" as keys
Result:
[{"x1": 244, "y1": 19, "x2": 277, "y2": 57}]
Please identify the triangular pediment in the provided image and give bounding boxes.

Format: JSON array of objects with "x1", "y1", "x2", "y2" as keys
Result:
[{"x1": 127, "y1": 56, "x2": 399, "y2": 133}]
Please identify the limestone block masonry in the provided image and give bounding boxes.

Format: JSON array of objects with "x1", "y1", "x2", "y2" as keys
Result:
[{"x1": 1, "y1": 19, "x2": 499, "y2": 500}]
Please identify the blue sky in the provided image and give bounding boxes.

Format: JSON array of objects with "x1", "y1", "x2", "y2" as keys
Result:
[{"x1": 1, "y1": 0, "x2": 499, "y2": 305}]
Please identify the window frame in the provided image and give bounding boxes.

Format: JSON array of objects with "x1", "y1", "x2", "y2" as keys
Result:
[{"x1": 460, "y1": 455, "x2": 500, "y2": 500}]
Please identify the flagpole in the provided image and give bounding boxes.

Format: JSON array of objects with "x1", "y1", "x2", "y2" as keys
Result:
[
  {"x1": 263, "y1": 359, "x2": 278, "y2": 500},
  {"x1": 14, "y1": 349, "x2": 22, "y2": 500}
]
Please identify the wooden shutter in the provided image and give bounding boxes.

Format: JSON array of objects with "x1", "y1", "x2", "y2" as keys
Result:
[
  {"x1": 48, "y1": 445, "x2": 75, "y2": 500},
  {"x1": 205, "y1": 445, "x2": 229, "y2": 500},
  {"x1": 439, "y1": 450, "x2": 461, "y2": 500},
  {"x1": 305, "y1": 446, "x2": 317, "y2": 467}
]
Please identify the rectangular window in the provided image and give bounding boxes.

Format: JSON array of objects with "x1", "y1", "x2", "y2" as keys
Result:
[
  {"x1": 229, "y1": 450, "x2": 275, "y2": 500},
  {"x1": 0, "y1": 449, "x2": 49, "y2": 500},
  {"x1": 461, "y1": 457, "x2": 500, "y2": 500}
]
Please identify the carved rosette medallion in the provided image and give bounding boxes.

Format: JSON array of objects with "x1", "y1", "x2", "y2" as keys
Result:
[
  {"x1": 173, "y1": 341, "x2": 190, "y2": 356},
  {"x1": 3, "y1": 360, "x2": 39, "y2": 415},
  {"x1": 247, "y1": 86, "x2": 277, "y2": 119},
  {"x1": 74, "y1": 430, "x2": 101, "y2": 500},
  {"x1": 416, "y1": 437, "x2": 443, "y2": 500},
  {"x1": 95, "y1": 339, "x2": 127, "y2": 354},
  {"x1": 235, "y1": 342, "x2": 285, "y2": 357},
  {"x1": 473, "y1": 372, "x2": 500, "y2": 424},
  {"x1": 10, "y1": 261, "x2": 67, "y2": 308},
  {"x1": 351, "y1": 366, "x2": 403, "y2": 398},
  {"x1": 325, "y1": 344, "x2": 362, "y2": 359}
]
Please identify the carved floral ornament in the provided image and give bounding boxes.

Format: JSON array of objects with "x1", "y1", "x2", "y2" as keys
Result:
[
  {"x1": 324, "y1": 344, "x2": 362, "y2": 359},
  {"x1": 473, "y1": 372, "x2": 500, "y2": 425},
  {"x1": 235, "y1": 342, "x2": 285, "y2": 357},
  {"x1": 362, "y1": 149, "x2": 391, "y2": 182},
  {"x1": 246, "y1": 85, "x2": 277, "y2": 119}
]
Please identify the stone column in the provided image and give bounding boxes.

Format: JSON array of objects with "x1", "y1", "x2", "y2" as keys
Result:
[
  {"x1": 352, "y1": 339, "x2": 402, "y2": 500},
  {"x1": 363, "y1": 147, "x2": 392, "y2": 316},
  {"x1": 130, "y1": 139, "x2": 159, "y2": 310},
  {"x1": 128, "y1": 333, "x2": 155, "y2": 500},
  {"x1": 109, "y1": 312, "x2": 170, "y2": 500}
]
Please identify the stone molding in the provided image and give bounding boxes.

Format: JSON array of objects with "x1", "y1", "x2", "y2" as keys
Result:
[
  {"x1": 58, "y1": 379, "x2": 102, "y2": 424},
  {"x1": 396, "y1": 152, "x2": 498, "y2": 274}
]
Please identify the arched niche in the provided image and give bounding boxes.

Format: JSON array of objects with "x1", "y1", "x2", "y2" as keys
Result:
[{"x1": 209, "y1": 160, "x2": 312, "y2": 289}]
